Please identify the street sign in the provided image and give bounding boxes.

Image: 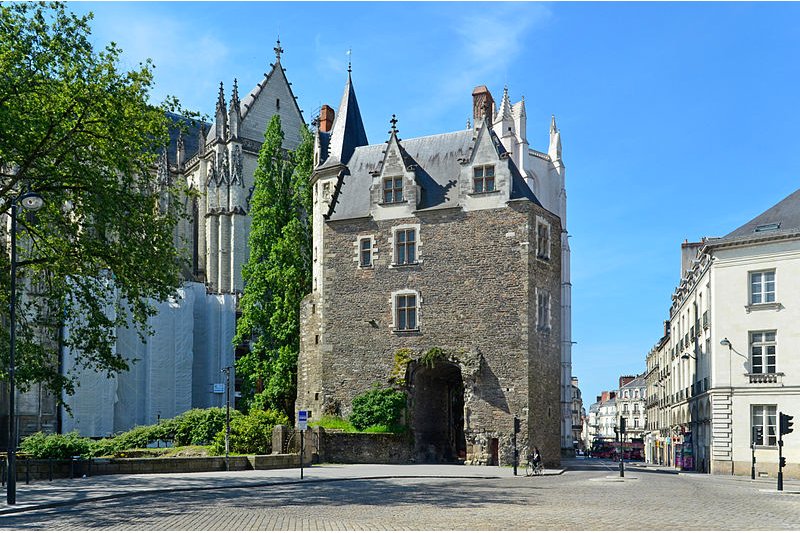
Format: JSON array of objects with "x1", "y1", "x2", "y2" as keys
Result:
[
  {"x1": 298, "y1": 410, "x2": 308, "y2": 431},
  {"x1": 212, "y1": 383, "x2": 225, "y2": 394}
]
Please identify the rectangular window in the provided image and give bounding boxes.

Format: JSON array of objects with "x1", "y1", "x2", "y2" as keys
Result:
[
  {"x1": 359, "y1": 238, "x2": 372, "y2": 267},
  {"x1": 396, "y1": 294, "x2": 417, "y2": 331},
  {"x1": 750, "y1": 331, "x2": 776, "y2": 374},
  {"x1": 395, "y1": 229, "x2": 416, "y2": 265},
  {"x1": 752, "y1": 405, "x2": 777, "y2": 446},
  {"x1": 750, "y1": 270, "x2": 775, "y2": 304},
  {"x1": 473, "y1": 165, "x2": 495, "y2": 193},
  {"x1": 537, "y1": 222, "x2": 550, "y2": 259},
  {"x1": 383, "y1": 176, "x2": 403, "y2": 204},
  {"x1": 537, "y1": 290, "x2": 550, "y2": 331}
]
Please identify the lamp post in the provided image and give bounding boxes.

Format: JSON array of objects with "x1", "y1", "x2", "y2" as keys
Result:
[{"x1": 6, "y1": 191, "x2": 44, "y2": 505}]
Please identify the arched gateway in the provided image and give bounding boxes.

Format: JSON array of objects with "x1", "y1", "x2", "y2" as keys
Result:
[{"x1": 408, "y1": 361, "x2": 466, "y2": 463}]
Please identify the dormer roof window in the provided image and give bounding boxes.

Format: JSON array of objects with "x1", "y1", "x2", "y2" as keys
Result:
[
  {"x1": 383, "y1": 176, "x2": 403, "y2": 204},
  {"x1": 473, "y1": 164, "x2": 495, "y2": 193}
]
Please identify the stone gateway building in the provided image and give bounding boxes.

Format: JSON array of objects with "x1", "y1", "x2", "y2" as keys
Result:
[{"x1": 296, "y1": 73, "x2": 567, "y2": 466}]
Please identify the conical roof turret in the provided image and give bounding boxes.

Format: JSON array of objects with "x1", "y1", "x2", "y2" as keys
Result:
[{"x1": 325, "y1": 70, "x2": 368, "y2": 166}]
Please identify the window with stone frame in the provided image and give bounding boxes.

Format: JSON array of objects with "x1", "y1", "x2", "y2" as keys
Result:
[
  {"x1": 359, "y1": 237, "x2": 373, "y2": 268},
  {"x1": 536, "y1": 289, "x2": 550, "y2": 331},
  {"x1": 394, "y1": 292, "x2": 418, "y2": 331},
  {"x1": 750, "y1": 331, "x2": 776, "y2": 374},
  {"x1": 536, "y1": 220, "x2": 551, "y2": 260},
  {"x1": 473, "y1": 164, "x2": 495, "y2": 193},
  {"x1": 383, "y1": 176, "x2": 403, "y2": 204},
  {"x1": 749, "y1": 270, "x2": 775, "y2": 305},
  {"x1": 752, "y1": 404, "x2": 777, "y2": 446},
  {"x1": 394, "y1": 228, "x2": 417, "y2": 265}
]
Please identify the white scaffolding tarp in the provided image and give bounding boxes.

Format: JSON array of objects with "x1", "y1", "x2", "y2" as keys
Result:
[{"x1": 62, "y1": 282, "x2": 236, "y2": 437}]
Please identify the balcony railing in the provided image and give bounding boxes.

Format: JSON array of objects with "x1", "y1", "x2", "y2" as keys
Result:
[{"x1": 747, "y1": 373, "x2": 783, "y2": 384}]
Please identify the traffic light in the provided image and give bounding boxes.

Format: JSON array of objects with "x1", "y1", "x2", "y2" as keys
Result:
[
  {"x1": 513, "y1": 416, "x2": 520, "y2": 434},
  {"x1": 780, "y1": 413, "x2": 794, "y2": 436},
  {"x1": 620, "y1": 417, "x2": 626, "y2": 434},
  {"x1": 780, "y1": 456, "x2": 787, "y2": 468},
  {"x1": 753, "y1": 426, "x2": 764, "y2": 445}
]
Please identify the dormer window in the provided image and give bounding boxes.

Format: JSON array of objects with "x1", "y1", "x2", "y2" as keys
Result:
[
  {"x1": 473, "y1": 165, "x2": 495, "y2": 193},
  {"x1": 383, "y1": 176, "x2": 403, "y2": 203}
]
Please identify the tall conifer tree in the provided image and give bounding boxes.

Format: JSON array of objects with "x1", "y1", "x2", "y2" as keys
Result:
[{"x1": 235, "y1": 115, "x2": 313, "y2": 416}]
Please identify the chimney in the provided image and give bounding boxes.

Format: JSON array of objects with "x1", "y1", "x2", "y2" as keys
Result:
[
  {"x1": 619, "y1": 375, "x2": 635, "y2": 389},
  {"x1": 319, "y1": 104, "x2": 335, "y2": 133},
  {"x1": 472, "y1": 85, "x2": 494, "y2": 122}
]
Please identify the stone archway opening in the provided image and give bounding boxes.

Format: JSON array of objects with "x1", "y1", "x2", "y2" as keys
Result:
[{"x1": 409, "y1": 361, "x2": 466, "y2": 463}]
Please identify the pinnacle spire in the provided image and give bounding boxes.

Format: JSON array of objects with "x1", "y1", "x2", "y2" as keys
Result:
[
  {"x1": 347, "y1": 48, "x2": 352, "y2": 74},
  {"x1": 274, "y1": 38, "x2": 283, "y2": 62},
  {"x1": 217, "y1": 81, "x2": 225, "y2": 110},
  {"x1": 231, "y1": 78, "x2": 240, "y2": 105},
  {"x1": 550, "y1": 114, "x2": 558, "y2": 134},
  {"x1": 325, "y1": 69, "x2": 368, "y2": 166}
]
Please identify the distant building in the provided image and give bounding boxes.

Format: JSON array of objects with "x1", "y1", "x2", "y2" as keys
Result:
[
  {"x1": 618, "y1": 374, "x2": 646, "y2": 440},
  {"x1": 570, "y1": 377, "x2": 585, "y2": 451},
  {"x1": 646, "y1": 188, "x2": 800, "y2": 478}
]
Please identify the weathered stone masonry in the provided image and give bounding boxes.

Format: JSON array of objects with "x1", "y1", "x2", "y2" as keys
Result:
[{"x1": 299, "y1": 205, "x2": 561, "y2": 465}]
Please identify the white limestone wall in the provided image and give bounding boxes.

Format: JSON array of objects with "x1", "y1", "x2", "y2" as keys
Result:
[
  {"x1": 710, "y1": 239, "x2": 800, "y2": 471},
  {"x1": 240, "y1": 66, "x2": 304, "y2": 150}
]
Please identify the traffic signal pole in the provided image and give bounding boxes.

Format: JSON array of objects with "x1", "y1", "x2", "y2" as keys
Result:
[
  {"x1": 777, "y1": 411, "x2": 794, "y2": 492},
  {"x1": 778, "y1": 438, "x2": 783, "y2": 491}
]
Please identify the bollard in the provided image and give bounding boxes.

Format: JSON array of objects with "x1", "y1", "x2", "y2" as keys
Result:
[{"x1": 25, "y1": 458, "x2": 29, "y2": 485}]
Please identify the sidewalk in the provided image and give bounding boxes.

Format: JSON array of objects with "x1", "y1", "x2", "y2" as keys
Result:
[{"x1": 0, "y1": 463, "x2": 564, "y2": 516}]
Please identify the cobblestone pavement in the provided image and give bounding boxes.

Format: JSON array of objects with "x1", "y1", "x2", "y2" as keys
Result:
[{"x1": 1, "y1": 459, "x2": 800, "y2": 530}]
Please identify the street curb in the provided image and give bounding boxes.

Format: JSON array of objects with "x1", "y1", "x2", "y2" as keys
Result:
[{"x1": 0, "y1": 473, "x2": 504, "y2": 516}]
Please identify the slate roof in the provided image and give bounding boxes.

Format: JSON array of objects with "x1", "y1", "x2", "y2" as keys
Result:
[
  {"x1": 327, "y1": 128, "x2": 540, "y2": 221},
  {"x1": 722, "y1": 187, "x2": 800, "y2": 241},
  {"x1": 321, "y1": 73, "x2": 368, "y2": 170},
  {"x1": 166, "y1": 112, "x2": 208, "y2": 163}
]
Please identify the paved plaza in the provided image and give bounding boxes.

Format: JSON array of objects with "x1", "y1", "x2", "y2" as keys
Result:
[{"x1": 1, "y1": 459, "x2": 799, "y2": 530}]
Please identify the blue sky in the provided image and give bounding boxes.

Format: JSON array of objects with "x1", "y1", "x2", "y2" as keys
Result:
[{"x1": 73, "y1": 1, "x2": 800, "y2": 406}]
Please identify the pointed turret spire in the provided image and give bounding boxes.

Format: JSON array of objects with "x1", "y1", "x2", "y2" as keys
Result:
[
  {"x1": 548, "y1": 114, "x2": 562, "y2": 161},
  {"x1": 324, "y1": 70, "x2": 368, "y2": 166},
  {"x1": 274, "y1": 38, "x2": 283, "y2": 62},
  {"x1": 347, "y1": 48, "x2": 352, "y2": 73},
  {"x1": 229, "y1": 78, "x2": 241, "y2": 139},
  {"x1": 231, "y1": 78, "x2": 240, "y2": 107}
]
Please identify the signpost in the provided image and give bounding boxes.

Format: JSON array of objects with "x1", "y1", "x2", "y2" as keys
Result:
[{"x1": 298, "y1": 410, "x2": 308, "y2": 480}]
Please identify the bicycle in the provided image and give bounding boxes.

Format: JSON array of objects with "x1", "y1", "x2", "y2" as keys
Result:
[{"x1": 525, "y1": 454, "x2": 544, "y2": 476}]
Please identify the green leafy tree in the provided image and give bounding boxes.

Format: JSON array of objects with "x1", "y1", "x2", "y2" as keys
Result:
[
  {"x1": 234, "y1": 115, "x2": 313, "y2": 417},
  {"x1": 0, "y1": 3, "x2": 193, "y2": 397}
]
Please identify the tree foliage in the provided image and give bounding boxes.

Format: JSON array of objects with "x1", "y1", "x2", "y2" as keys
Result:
[
  {"x1": 0, "y1": 3, "x2": 191, "y2": 396},
  {"x1": 234, "y1": 115, "x2": 313, "y2": 417}
]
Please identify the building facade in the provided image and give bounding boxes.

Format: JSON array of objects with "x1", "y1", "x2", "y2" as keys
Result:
[
  {"x1": 296, "y1": 74, "x2": 566, "y2": 465},
  {"x1": 618, "y1": 374, "x2": 646, "y2": 440},
  {"x1": 571, "y1": 377, "x2": 585, "y2": 452},
  {"x1": 51, "y1": 44, "x2": 306, "y2": 438},
  {"x1": 647, "y1": 188, "x2": 800, "y2": 477}
]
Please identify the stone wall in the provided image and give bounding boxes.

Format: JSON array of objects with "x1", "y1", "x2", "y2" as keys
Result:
[
  {"x1": 298, "y1": 202, "x2": 562, "y2": 466},
  {"x1": 315, "y1": 428, "x2": 413, "y2": 464},
  {"x1": 7, "y1": 454, "x2": 299, "y2": 481}
]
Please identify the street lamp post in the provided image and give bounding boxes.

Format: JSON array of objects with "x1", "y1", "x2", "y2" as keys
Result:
[
  {"x1": 6, "y1": 191, "x2": 44, "y2": 505},
  {"x1": 222, "y1": 366, "x2": 232, "y2": 472}
]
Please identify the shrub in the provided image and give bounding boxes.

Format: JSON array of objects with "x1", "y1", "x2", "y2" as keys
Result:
[
  {"x1": 20, "y1": 432, "x2": 93, "y2": 459},
  {"x1": 210, "y1": 409, "x2": 289, "y2": 455},
  {"x1": 173, "y1": 408, "x2": 236, "y2": 446},
  {"x1": 349, "y1": 386, "x2": 407, "y2": 431}
]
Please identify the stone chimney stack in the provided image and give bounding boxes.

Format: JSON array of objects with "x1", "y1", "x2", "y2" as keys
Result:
[
  {"x1": 472, "y1": 85, "x2": 494, "y2": 122},
  {"x1": 319, "y1": 104, "x2": 335, "y2": 133},
  {"x1": 619, "y1": 375, "x2": 635, "y2": 388}
]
